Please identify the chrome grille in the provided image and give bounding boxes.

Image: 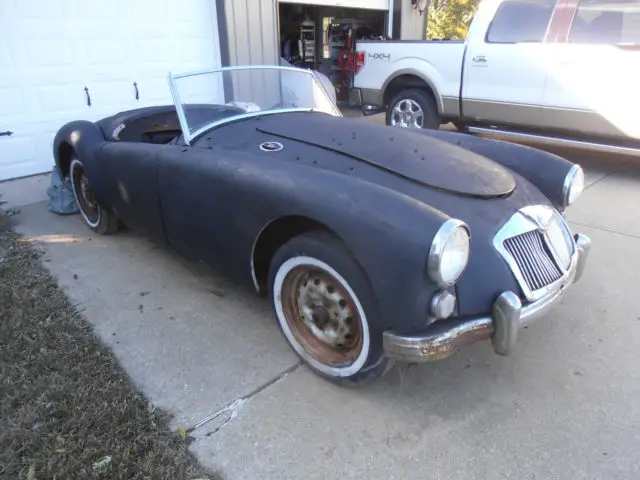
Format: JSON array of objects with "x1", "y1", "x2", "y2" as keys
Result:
[{"x1": 504, "y1": 230, "x2": 563, "y2": 291}]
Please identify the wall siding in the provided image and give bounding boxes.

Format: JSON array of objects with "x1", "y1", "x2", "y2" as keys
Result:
[{"x1": 217, "y1": 0, "x2": 279, "y2": 66}]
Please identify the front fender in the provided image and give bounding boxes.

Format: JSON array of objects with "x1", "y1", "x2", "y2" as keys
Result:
[
  {"x1": 250, "y1": 162, "x2": 453, "y2": 332},
  {"x1": 413, "y1": 129, "x2": 575, "y2": 211}
]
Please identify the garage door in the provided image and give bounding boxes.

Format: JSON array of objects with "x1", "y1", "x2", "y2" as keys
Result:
[
  {"x1": 279, "y1": 0, "x2": 391, "y2": 10},
  {"x1": 0, "y1": 0, "x2": 221, "y2": 181}
]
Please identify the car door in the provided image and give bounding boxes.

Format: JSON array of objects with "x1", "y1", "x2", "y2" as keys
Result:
[
  {"x1": 461, "y1": 0, "x2": 558, "y2": 128},
  {"x1": 155, "y1": 141, "x2": 256, "y2": 285},
  {"x1": 541, "y1": 0, "x2": 640, "y2": 141},
  {"x1": 96, "y1": 142, "x2": 166, "y2": 242}
]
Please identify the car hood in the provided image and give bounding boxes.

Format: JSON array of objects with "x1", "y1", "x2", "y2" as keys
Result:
[{"x1": 256, "y1": 113, "x2": 515, "y2": 198}]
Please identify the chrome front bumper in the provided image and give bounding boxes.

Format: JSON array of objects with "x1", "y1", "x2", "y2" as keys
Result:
[{"x1": 383, "y1": 234, "x2": 592, "y2": 363}]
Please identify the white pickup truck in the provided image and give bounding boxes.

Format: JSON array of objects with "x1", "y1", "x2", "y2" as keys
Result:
[{"x1": 352, "y1": 0, "x2": 640, "y2": 155}]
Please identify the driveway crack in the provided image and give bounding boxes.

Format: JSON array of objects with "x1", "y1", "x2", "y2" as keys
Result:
[{"x1": 189, "y1": 361, "x2": 303, "y2": 435}]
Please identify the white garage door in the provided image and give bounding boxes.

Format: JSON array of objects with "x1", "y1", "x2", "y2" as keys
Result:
[{"x1": 0, "y1": 0, "x2": 221, "y2": 181}]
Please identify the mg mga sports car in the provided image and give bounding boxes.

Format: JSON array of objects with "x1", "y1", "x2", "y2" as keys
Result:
[{"x1": 53, "y1": 65, "x2": 591, "y2": 386}]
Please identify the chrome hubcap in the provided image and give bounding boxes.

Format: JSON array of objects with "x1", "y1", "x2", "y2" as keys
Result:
[{"x1": 390, "y1": 99, "x2": 424, "y2": 128}]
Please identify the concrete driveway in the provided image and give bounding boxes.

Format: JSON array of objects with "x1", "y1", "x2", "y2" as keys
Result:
[{"x1": 3, "y1": 117, "x2": 640, "y2": 479}]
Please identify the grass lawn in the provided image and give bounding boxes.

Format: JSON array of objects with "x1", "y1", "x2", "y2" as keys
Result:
[{"x1": 0, "y1": 212, "x2": 214, "y2": 479}]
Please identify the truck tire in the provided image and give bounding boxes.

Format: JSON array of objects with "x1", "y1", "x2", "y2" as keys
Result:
[{"x1": 386, "y1": 89, "x2": 440, "y2": 130}]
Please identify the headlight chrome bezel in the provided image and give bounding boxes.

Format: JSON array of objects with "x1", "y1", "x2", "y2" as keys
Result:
[
  {"x1": 562, "y1": 164, "x2": 585, "y2": 209},
  {"x1": 428, "y1": 218, "x2": 471, "y2": 288}
]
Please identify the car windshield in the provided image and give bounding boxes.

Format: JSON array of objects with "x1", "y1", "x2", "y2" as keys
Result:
[{"x1": 168, "y1": 65, "x2": 341, "y2": 144}]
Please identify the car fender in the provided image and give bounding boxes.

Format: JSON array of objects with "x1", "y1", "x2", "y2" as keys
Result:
[
  {"x1": 413, "y1": 129, "x2": 575, "y2": 210},
  {"x1": 247, "y1": 164, "x2": 453, "y2": 332},
  {"x1": 52, "y1": 120, "x2": 108, "y2": 202}
]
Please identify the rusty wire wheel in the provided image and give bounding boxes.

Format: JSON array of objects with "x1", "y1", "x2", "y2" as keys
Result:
[
  {"x1": 69, "y1": 157, "x2": 119, "y2": 235},
  {"x1": 273, "y1": 256, "x2": 370, "y2": 377},
  {"x1": 70, "y1": 158, "x2": 100, "y2": 228}
]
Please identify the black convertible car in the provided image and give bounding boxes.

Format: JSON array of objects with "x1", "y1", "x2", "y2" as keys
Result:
[{"x1": 53, "y1": 65, "x2": 591, "y2": 386}]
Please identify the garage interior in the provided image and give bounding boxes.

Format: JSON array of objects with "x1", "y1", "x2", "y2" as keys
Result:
[{"x1": 278, "y1": 2, "x2": 389, "y2": 104}]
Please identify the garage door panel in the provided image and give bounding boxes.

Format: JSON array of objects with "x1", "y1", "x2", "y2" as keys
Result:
[
  {"x1": 34, "y1": 83, "x2": 102, "y2": 116},
  {"x1": 25, "y1": 40, "x2": 74, "y2": 67},
  {"x1": 1, "y1": 0, "x2": 221, "y2": 181},
  {"x1": 84, "y1": 40, "x2": 127, "y2": 65},
  {"x1": 74, "y1": 1, "x2": 119, "y2": 21},
  {"x1": 0, "y1": 134, "x2": 39, "y2": 181},
  {"x1": 0, "y1": 87, "x2": 26, "y2": 116},
  {"x1": 135, "y1": 39, "x2": 174, "y2": 65},
  {"x1": 14, "y1": 0, "x2": 64, "y2": 18}
]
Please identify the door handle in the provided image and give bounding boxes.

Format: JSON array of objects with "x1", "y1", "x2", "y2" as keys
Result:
[
  {"x1": 472, "y1": 55, "x2": 487, "y2": 63},
  {"x1": 0, "y1": 131, "x2": 14, "y2": 137}
]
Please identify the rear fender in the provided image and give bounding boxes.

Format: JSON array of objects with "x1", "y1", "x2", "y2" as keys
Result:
[
  {"x1": 52, "y1": 120, "x2": 108, "y2": 205},
  {"x1": 53, "y1": 121, "x2": 107, "y2": 178}
]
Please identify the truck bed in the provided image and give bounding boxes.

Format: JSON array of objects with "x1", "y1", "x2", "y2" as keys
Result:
[{"x1": 354, "y1": 40, "x2": 466, "y2": 113}]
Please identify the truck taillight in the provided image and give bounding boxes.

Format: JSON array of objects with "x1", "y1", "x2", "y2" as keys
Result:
[{"x1": 355, "y1": 51, "x2": 365, "y2": 75}]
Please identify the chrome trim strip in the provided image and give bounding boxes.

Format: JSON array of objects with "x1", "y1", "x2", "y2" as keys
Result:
[
  {"x1": 167, "y1": 72, "x2": 192, "y2": 146},
  {"x1": 169, "y1": 64, "x2": 318, "y2": 80},
  {"x1": 467, "y1": 127, "x2": 640, "y2": 157},
  {"x1": 382, "y1": 233, "x2": 590, "y2": 364}
]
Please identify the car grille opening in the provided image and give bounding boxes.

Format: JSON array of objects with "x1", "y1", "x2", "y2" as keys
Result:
[{"x1": 504, "y1": 230, "x2": 563, "y2": 292}]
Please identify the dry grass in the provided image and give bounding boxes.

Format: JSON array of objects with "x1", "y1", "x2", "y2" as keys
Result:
[{"x1": 0, "y1": 213, "x2": 213, "y2": 479}]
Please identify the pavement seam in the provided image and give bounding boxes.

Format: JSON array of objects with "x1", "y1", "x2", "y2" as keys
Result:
[
  {"x1": 585, "y1": 171, "x2": 612, "y2": 191},
  {"x1": 569, "y1": 221, "x2": 640, "y2": 240},
  {"x1": 189, "y1": 361, "x2": 303, "y2": 434}
]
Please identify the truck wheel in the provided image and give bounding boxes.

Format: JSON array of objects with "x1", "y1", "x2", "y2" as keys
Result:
[
  {"x1": 268, "y1": 231, "x2": 394, "y2": 387},
  {"x1": 386, "y1": 88, "x2": 440, "y2": 129}
]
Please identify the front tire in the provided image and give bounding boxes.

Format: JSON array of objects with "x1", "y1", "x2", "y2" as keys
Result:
[
  {"x1": 70, "y1": 158, "x2": 119, "y2": 235},
  {"x1": 268, "y1": 231, "x2": 394, "y2": 387},
  {"x1": 386, "y1": 88, "x2": 440, "y2": 129}
]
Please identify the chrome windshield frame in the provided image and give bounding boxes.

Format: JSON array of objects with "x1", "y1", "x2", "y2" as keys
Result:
[{"x1": 167, "y1": 65, "x2": 342, "y2": 145}]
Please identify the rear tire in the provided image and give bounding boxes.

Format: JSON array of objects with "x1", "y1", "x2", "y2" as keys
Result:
[
  {"x1": 386, "y1": 88, "x2": 440, "y2": 130},
  {"x1": 70, "y1": 158, "x2": 119, "y2": 235},
  {"x1": 268, "y1": 231, "x2": 394, "y2": 387}
]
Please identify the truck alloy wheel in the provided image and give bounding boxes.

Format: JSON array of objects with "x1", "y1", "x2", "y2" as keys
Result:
[{"x1": 386, "y1": 88, "x2": 440, "y2": 130}]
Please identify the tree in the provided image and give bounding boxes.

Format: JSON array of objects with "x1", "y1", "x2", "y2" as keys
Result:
[{"x1": 427, "y1": 0, "x2": 480, "y2": 40}]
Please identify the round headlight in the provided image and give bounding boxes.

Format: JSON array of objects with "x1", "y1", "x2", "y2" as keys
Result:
[
  {"x1": 428, "y1": 219, "x2": 471, "y2": 287},
  {"x1": 563, "y1": 164, "x2": 585, "y2": 207}
]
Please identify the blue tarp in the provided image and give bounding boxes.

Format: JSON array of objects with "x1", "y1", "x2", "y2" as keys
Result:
[{"x1": 47, "y1": 166, "x2": 79, "y2": 215}]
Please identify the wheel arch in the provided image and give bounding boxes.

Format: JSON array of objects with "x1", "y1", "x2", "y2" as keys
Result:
[
  {"x1": 251, "y1": 215, "x2": 350, "y2": 295},
  {"x1": 382, "y1": 70, "x2": 442, "y2": 113},
  {"x1": 52, "y1": 120, "x2": 106, "y2": 178}
]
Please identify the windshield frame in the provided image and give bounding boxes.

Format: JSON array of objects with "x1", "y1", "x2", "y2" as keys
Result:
[{"x1": 167, "y1": 65, "x2": 342, "y2": 145}]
